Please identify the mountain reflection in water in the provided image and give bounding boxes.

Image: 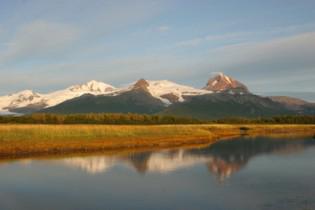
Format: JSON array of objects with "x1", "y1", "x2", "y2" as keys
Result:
[
  {"x1": 1, "y1": 136, "x2": 315, "y2": 210},
  {"x1": 59, "y1": 137, "x2": 315, "y2": 181}
]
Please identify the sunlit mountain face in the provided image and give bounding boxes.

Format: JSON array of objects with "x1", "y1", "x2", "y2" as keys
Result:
[{"x1": 37, "y1": 137, "x2": 315, "y2": 181}]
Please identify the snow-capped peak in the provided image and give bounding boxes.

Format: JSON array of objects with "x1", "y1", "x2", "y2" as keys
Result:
[
  {"x1": 69, "y1": 80, "x2": 115, "y2": 93},
  {"x1": 130, "y1": 79, "x2": 150, "y2": 91},
  {"x1": 43, "y1": 81, "x2": 117, "y2": 108},
  {"x1": 0, "y1": 80, "x2": 118, "y2": 112},
  {"x1": 0, "y1": 89, "x2": 43, "y2": 111},
  {"x1": 204, "y1": 73, "x2": 249, "y2": 93},
  {"x1": 12, "y1": 89, "x2": 36, "y2": 96},
  {"x1": 219, "y1": 73, "x2": 232, "y2": 84},
  {"x1": 6, "y1": 90, "x2": 41, "y2": 99}
]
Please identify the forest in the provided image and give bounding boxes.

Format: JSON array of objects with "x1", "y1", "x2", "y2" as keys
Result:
[{"x1": 0, "y1": 113, "x2": 314, "y2": 124}]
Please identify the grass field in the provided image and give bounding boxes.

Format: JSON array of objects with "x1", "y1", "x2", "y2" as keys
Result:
[{"x1": 0, "y1": 124, "x2": 314, "y2": 158}]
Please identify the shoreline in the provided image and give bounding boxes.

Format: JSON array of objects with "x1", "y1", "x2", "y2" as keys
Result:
[{"x1": 0, "y1": 124, "x2": 314, "y2": 160}]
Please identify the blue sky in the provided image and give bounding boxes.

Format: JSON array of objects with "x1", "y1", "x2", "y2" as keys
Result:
[{"x1": 0, "y1": 0, "x2": 314, "y2": 94}]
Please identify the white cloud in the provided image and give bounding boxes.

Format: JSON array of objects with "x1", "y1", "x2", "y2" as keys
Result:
[
  {"x1": 204, "y1": 31, "x2": 315, "y2": 91},
  {"x1": 175, "y1": 23, "x2": 315, "y2": 48},
  {"x1": 176, "y1": 38, "x2": 204, "y2": 47},
  {"x1": 175, "y1": 32, "x2": 248, "y2": 48},
  {"x1": 208, "y1": 31, "x2": 315, "y2": 69},
  {"x1": 156, "y1": 25, "x2": 170, "y2": 32},
  {"x1": 205, "y1": 32, "x2": 246, "y2": 41},
  {"x1": 0, "y1": 20, "x2": 79, "y2": 64},
  {"x1": 3, "y1": 31, "x2": 314, "y2": 93},
  {"x1": 0, "y1": 52, "x2": 208, "y2": 94}
]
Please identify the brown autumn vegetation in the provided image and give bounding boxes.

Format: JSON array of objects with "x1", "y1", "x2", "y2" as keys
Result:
[{"x1": 0, "y1": 124, "x2": 314, "y2": 159}]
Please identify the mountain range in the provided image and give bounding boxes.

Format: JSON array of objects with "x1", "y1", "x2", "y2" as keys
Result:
[{"x1": 1, "y1": 73, "x2": 314, "y2": 119}]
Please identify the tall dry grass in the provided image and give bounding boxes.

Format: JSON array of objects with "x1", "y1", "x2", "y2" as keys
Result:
[{"x1": 0, "y1": 124, "x2": 314, "y2": 158}]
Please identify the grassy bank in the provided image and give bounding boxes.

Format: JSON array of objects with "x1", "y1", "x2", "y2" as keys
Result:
[{"x1": 0, "y1": 124, "x2": 314, "y2": 158}]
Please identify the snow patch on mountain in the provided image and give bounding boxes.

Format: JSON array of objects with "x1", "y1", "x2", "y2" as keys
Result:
[
  {"x1": 43, "y1": 80, "x2": 117, "y2": 108},
  {"x1": 118, "y1": 79, "x2": 212, "y2": 104},
  {"x1": 69, "y1": 80, "x2": 115, "y2": 93},
  {"x1": 147, "y1": 80, "x2": 211, "y2": 104},
  {"x1": 0, "y1": 81, "x2": 117, "y2": 111},
  {"x1": 0, "y1": 90, "x2": 43, "y2": 112},
  {"x1": 123, "y1": 80, "x2": 212, "y2": 104}
]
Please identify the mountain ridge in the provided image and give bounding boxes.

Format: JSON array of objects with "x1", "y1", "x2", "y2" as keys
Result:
[
  {"x1": 0, "y1": 77, "x2": 214, "y2": 113},
  {"x1": 1, "y1": 73, "x2": 315, "y2": 118}
]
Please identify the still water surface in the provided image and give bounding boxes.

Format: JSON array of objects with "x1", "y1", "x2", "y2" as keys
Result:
[{"x1": 1, "y1": 136, "x2": 315, "y2": 210}]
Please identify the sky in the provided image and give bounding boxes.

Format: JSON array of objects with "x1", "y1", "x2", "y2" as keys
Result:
[{"x1": 0, "y1": 0, "x2": 314, "y2": 95}]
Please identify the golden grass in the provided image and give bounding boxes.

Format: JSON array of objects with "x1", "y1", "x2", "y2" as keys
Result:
[{"x1": 0, "y1": 124, "x2": 314, "y2": 158}]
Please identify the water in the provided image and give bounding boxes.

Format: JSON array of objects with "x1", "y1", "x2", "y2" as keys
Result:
[{"x1": 1, "y1": 136, "x2": 315, "y2": 210}]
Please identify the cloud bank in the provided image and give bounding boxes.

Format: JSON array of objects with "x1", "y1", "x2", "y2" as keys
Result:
[{"x1": 0, "y1": 20, "x2": 79, "y2": 64}]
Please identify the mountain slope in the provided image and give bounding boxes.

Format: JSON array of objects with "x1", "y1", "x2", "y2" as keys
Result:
[
  {"x1": 162, "y1": 93, "x2": 294, "y2": 119},
  {"x1": 42, "y1": 88, "x2": 165, "y2": 114},
  {"x1": 269, "y1": 96, "x2": 315, "y2": 115},
  {"x1": 40, "y1": 78, "x2": 210, "y2": 114}
]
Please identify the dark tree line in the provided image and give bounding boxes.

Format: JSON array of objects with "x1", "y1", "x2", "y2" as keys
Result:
[
  {"x1": 213, "y1": 115, "x2": 315, "y2": 124},
  {"x1": 0, "y1": 113, "x2": 202, "y2": 124},
  {"x1": 0, "y1": 113, "x2": 314, "y2": 124}
]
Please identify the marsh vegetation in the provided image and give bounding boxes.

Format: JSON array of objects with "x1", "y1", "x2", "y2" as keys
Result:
[{"x1": 0, "y1": 124, "x2": 314, "y2": 158}]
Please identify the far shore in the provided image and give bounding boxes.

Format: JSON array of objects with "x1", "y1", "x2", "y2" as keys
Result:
[{"x1": 0, "y1": 124, "x2": 314, "y2": 160}]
